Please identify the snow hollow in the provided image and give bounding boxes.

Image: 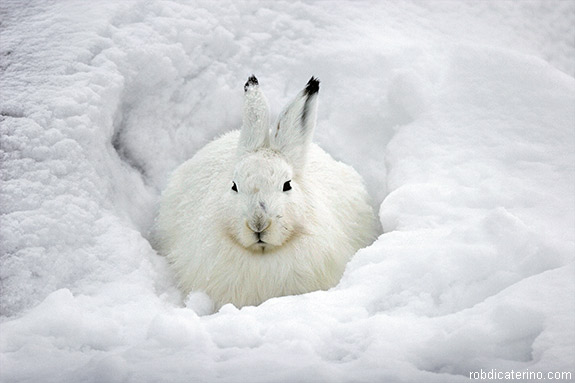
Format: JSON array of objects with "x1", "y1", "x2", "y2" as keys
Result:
[{"x1": 1, "y1": 1, "x2": 574, "y2": 382}]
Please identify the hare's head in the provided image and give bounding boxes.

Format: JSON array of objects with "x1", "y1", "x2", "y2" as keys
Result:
[{"x1": 224, "y1": 75, "x2": 319, "y2": 254}]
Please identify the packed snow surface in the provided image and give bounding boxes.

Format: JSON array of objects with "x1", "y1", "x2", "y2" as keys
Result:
[{"x1": 1, "y1": 1, "x2": 574, "y2": 382}]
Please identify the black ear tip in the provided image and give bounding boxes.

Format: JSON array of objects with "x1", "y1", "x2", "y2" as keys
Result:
[
  {"x1": 244, "y1": 75, "x2": 259, "y2": 91},
  {"x1": 305, "y1": 76, "x2": 320, "y2": 95}
]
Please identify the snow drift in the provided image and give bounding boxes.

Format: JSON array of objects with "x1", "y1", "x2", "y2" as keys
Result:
[{"x1": 1, "y1": 1, "x2": 574, "y2": 382}]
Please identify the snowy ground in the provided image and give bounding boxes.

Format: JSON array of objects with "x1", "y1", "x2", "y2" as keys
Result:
[{"x1": 1, "y1": 1, "x2": 574, "y2": 382}]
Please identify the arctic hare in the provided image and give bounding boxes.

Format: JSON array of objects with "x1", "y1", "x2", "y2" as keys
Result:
[{"x1": 155, "y1": 75, "x2": 378, "y2": 310}]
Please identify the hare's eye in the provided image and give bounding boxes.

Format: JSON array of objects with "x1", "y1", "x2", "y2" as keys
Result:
[
  {"x1": 283, "y1": 180, "x2": 292, "y2": 192},
  {"x1": 231, "y1": 182, "x2": 238, "y2": 192}
]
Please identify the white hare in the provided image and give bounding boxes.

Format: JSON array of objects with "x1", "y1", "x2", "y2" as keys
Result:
[{"x1": 155, "y1": 75, "x2": 378, "y2": 310}]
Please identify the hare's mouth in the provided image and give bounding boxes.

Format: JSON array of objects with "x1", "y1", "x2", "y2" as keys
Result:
[
  {"x1": 226, "y1": 230, "x2": 273, "y2": 253},
  {"x1": 252, "y1": 231, "x2": 271, "y2": 247},
  {"x1": 249, "y1": 232, "x2": 286, "y2": 253},
  {"x1": 248, "y1": 241, "x2": 274, "y2": 254}
]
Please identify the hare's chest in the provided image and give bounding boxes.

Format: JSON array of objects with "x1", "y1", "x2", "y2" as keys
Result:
[{"x1": 196, "y1": 247, "x2": 340, "y2": 309}]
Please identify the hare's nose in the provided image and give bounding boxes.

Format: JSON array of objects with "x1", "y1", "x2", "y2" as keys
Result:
[{"x1": 248, "y1": 218, "x2": 271, "y2": 233}]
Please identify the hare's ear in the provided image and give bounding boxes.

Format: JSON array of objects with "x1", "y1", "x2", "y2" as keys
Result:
[
  {"x1": 238, "y1": 75, "x2": 270, "y2": 155},
  {"x1": 270, "y1": 77, "x2": 319, "y2": 171}
]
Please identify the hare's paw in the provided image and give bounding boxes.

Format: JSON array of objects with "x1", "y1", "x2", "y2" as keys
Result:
[{"x1": 244, "y1": 75, "x2": 259, "y2": 92}]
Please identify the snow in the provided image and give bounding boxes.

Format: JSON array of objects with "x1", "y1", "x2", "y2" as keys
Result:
[{"x1": 1, "y1": 1, "x2": 574, "y2": 382}]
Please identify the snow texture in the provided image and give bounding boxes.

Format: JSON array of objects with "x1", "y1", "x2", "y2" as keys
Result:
[{"x1": 1, "y1": 1, "x2": 574, "y2": 382}]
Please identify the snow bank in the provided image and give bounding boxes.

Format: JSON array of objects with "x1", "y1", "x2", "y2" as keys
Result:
[{"x1": 1, "y1": 1, "x2": 574, "y2": 382}]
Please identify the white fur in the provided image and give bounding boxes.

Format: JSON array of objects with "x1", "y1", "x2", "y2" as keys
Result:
[{"x1": 155, "y1": 76, "x2": 378, "y2": 310}]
